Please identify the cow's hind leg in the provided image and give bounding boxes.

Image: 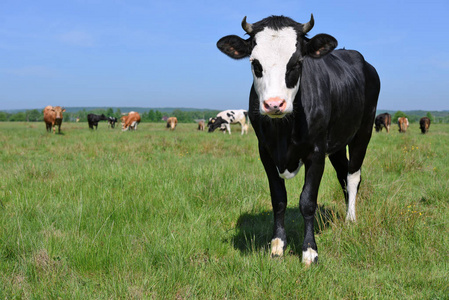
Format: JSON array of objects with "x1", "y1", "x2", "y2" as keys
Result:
[
  {"x1": 345, "y1": 128, "x2": 373, "y2": 222},
  {"x1": 329, "y1": 147, "x2": 349, "y2": 203}
]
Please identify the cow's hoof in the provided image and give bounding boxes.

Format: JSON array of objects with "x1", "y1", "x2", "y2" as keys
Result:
[
  {"x1": 270, "y1": 238, "x2": 284, "y2": 258},
  {"x1": 302, "y1": 248, "x2": 318, "y2": 266},
  {"x1": 345, "y1": 214, "x2": 356, "y2": 223}
]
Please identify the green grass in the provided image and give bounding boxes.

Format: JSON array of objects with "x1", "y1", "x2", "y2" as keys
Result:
[{"x1": 1, "y1": 122, "x2": 448, "y2": 299}]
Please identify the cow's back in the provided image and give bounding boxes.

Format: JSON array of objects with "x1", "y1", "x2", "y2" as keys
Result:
[
  {"x1": 301, "y1": 50, "x2": 379, "y2": 151},
  {"x1": 43, "y1": 106, "x2": 55, "y2": 124}
]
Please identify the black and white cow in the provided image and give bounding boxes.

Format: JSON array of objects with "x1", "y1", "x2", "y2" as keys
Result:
[
  {"x1": 208, "y1": 109, "x2": 248, "y2": 135},
  {"x1": 217, "y1": 15, "x2": 380, "y2": 264},
  {"x1": 87, "y1": 113, "x2": 107, "y2": 130},
  {"x1": 108, "y1": 116, "x2": 118, "y2": 129}
]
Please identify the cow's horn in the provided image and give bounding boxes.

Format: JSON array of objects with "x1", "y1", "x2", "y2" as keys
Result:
[
  {"x1": 302, "y1": 14, "x2": 314, "y2": 33},
  {"x1": 242, "y1": 16, "x2": 253, "y2": 34}
]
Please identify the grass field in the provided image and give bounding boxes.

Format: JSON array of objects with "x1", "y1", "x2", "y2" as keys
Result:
[{"x1": 1, "y1": 121, "x2": 448, "y2": 299}]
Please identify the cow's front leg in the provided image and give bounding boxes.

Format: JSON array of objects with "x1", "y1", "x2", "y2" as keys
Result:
[
  {"x1": 300, "y1": 155, "x2": 325, "y2": 265},
  {"x1": 259, "y1": 146, "x2": 287, "y2": 257}
]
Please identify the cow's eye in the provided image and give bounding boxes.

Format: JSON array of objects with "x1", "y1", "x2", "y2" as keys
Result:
[{"x1": 252, "y1": 59, "x2": 263, "y2": 78}]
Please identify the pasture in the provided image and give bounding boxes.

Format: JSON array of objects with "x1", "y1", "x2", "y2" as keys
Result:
[{"x1": 1, "y1": 121, "x2": 448, "y2": 299}]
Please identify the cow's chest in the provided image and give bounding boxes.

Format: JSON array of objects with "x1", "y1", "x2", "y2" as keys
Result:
[{"x1": 259, "y1": 122, "x2": 312, "y2": 179}]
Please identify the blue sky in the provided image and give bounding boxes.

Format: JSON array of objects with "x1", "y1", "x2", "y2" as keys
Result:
[{"x1": 1, "y1": 0, "x2": 448, "y2": 111}]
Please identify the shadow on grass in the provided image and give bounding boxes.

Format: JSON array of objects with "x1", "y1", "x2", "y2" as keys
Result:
[{"x1": 231, "y1": 204, "x2": 341, "y2": 256}]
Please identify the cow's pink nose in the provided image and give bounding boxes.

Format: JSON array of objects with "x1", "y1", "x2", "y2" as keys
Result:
[{"x1": 262, "y1": 97, "x2": 286, "y2": 115}]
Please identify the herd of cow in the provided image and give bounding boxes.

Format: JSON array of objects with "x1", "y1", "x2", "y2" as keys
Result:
[
  {"x1": 375, "y1": 112, "x2": 431, "y2": 134},
  {"x1": 42, "y1": 106, "x2": 251, "y2": 134},
  {"x1": 41, "y1": 14, "x2": 436, "y2": 266}
]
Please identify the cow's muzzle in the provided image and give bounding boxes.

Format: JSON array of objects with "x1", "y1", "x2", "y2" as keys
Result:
[{"x1": 262, "y1": 97, "x2": 287, "y2": 116}]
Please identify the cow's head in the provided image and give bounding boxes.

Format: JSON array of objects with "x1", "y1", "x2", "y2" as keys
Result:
[
  {"x1": 217, "y1": 15, "x2": 337, "y2": 118},
  {"x1": 207, "y1": 117, "x2": 228, "y2": 132},
  {"x1": 52, "y1": 106, "x2": 66, "y2": 119}
]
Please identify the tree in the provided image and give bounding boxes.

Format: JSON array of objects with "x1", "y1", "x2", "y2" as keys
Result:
[
  {"x1": 26, "y1": 109, "x2": 42, "y2": 122},
  {"x1": 106, "y1": 108, "x2": 114, "y2": 117},
  {"x1": 115, "y1": 108, "x2": 122, "y2": 119},
  {"x1": 9, "y1": 112, "x2": 26, "y2": 121},
  {"x1": 0, "y1": 111, "x2": 9, "y2": 121},
  {"x1": 148, "y1": 110, "x2": 155, "y2": 122},
  {"x1": 155, "y1": 110, "x2": 163, "y2": 122},
  {"x1": 426, "y1": 112, "x2": 434, "y2": 123},
  {"x1": 393, "y1": 111, "x2": 408, "y2": 123}
]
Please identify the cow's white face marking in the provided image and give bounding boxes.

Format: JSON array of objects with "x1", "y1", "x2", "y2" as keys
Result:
[
  {"x1": 250, "y1": 27, "x2": 299, "y2": 117},
  {"x1": 346, "y1": 170, "x2": 361, "y2": 222},
  {"x1": 277, "y1": 160, "x2": 303, "y2": 179},
  {"x1": 271, "y1": 238, "x2": 284, "y2": 257}
]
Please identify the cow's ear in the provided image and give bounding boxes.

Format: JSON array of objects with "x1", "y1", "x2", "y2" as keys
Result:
[
  {"x1": 62, "y1": 108, "x2": 66, "y2": 112},
  {"x1": 304, "y1": 34, "x2": 337, "y2": 58},
  {"x1": 217, "y1": 35, "x2": 251, "y2": 59}
]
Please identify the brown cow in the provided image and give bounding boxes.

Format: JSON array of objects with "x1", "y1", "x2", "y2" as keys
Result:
[
  {"x1": 121, "y1": 111, "x2": 141, "y2": 131},
  {"x1": 166, "y1": 117, "x2": 178, "y2": 131},
  {"x1": 375, "y1": 113, "x2": 392, "y2": 133},
  {"x1": 398, "y1": 117, "x2": 409, "y2": 133},
  {"x1": 419, "y1": 117, "x2": 431, "y2": 134},
  {"x1": 197, "y1": 120, "x2": 205, "y2": 131},
  {"x1": 43, "y1": 105, "x2": 66, "y2": 134}
]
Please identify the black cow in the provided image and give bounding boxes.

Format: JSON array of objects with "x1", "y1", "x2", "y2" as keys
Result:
[
  {"x1": 419, "y1": 117, "x2": 431, "y2": 134},
  {"x1": 375, "y1": 113, "x2": 392, "y2": 133},
  {"x1": 87, "y1": 114, "x2": 107, "y2": 130},
  {"x1": 108, "y1": 116, "x2": 118, "y2": 129},
  {"x1": 217, "y1": 15, "x2": 380, "y2": 264}
]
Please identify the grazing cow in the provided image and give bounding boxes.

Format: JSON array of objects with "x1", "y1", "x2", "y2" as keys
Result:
[
  {"x1": 87, "y1": 114, "x2": 107, "y2": 130},
  {"x1": 398, "y1": 117, "x2": 409, "y2": 133},
  {"x1": 207, "y1": 109, "x2": 248, "y2": 135},
  {"x1": 108, "y1": 116, "x2": 118, "y2": 129},
  {"x1": 217, "y1": 14, "x2": 380, "y2": 264},
  {"x1": 166, "y1": 117, "x2": 178, "y2": 131},
  {"x1": 375, "y1": 113, "x2": 392, "y2": 133},
  {"x1": 121, "y1": 111, "x2": 141, "y2": 131},
  {"x1": 43, "y1": 105, "x2": 66, "y2": 134},
  {"x1": 419, "y1": 117, "x2": 431, "y2": 134},
  {"x1": 198, "y1": 120, "x2": 205, "y2": 131}
]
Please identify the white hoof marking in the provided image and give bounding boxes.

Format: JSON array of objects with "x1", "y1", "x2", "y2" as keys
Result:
[
  {"x1": 302, "y1": 248, "x2": 318, "y2": 266},
  {"x1": 270, "y1": 238, "x2": 284, "y2": 257}
]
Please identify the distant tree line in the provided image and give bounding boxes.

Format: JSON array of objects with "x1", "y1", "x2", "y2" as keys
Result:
[
  {"x1": 0, "y1": 108, "x2": 221, "y2": 123},
  {"x1": 2, "y1": 108, "x2": 449, "y2": 123},
  {"x1": 391, "y1": 111, "x2": 444, "y2": 124}
]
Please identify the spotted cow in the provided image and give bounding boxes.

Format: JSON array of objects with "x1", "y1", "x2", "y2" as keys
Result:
[
  {"x1": 217, "y1": 14, "x2": 380, "y2": 264},
  {"x1": 208, "y1": 109, "x2": 248, "y2": 135},
  {"x1": 121, "y1": 111, "x2": 141, "y2": 131}
]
